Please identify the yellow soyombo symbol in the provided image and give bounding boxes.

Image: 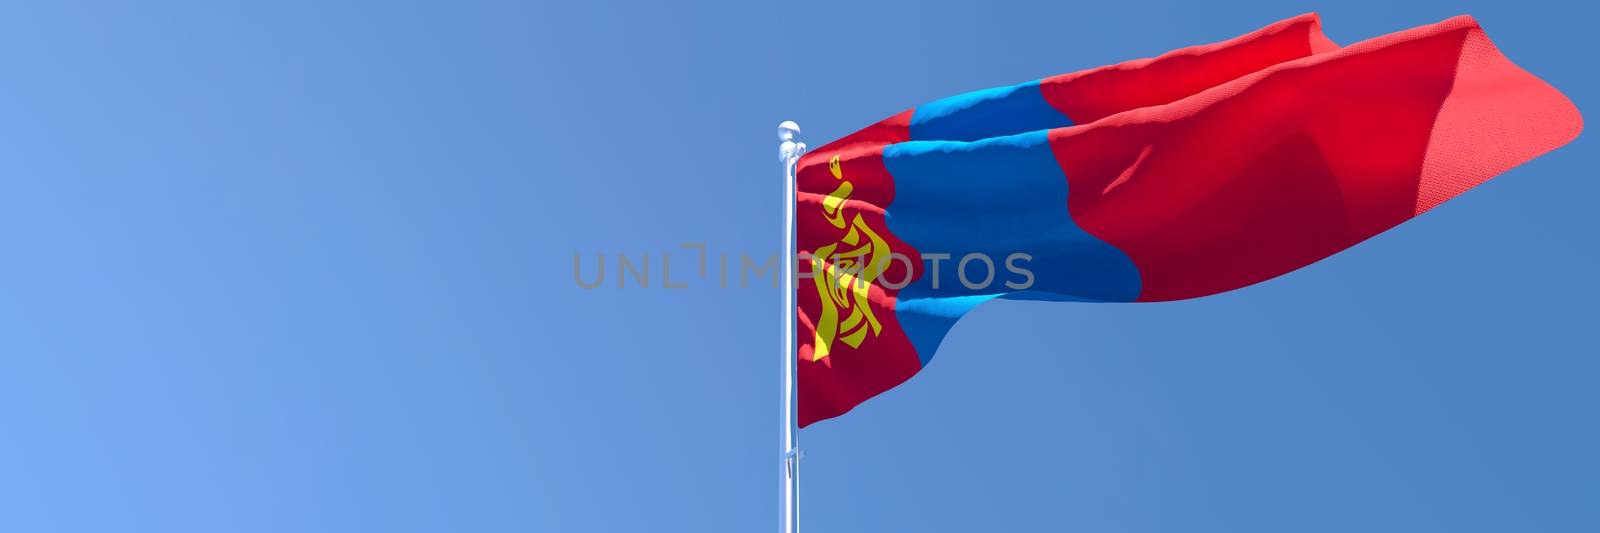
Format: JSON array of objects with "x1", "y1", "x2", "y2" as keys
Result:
[{"x1": 810, "y1": 155, "x2": 892, "y2": 362}]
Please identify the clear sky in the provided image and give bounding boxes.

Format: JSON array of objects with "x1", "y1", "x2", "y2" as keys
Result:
[{"x1": 0, "y1": 1, "x2": 1594, "y2": 532}]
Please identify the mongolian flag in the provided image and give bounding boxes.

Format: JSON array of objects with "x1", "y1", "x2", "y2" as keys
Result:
[{"x1": 796, "y1": 14, "x2": 1581, "y2": 427}]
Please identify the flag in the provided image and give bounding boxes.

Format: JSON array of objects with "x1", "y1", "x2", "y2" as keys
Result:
[{"x1": 796, "y1": 14, "x2": 1581, "y2": 427}]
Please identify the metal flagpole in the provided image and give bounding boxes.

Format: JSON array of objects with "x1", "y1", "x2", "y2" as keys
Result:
[{"x1": 778, "y1": 121, "x2": 805, "y2": 533}]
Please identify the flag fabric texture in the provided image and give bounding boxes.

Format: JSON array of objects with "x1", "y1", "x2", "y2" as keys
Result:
[{"x1": 795, "y1": 13, "x2": 1582, "y2": 427}]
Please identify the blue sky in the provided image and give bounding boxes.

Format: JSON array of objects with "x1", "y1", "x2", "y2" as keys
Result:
[{"x1": 0, "y1": 1, "x2": 1595, "y2": 531}]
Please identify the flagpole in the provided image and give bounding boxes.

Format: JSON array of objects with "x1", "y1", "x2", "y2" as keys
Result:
[{"x1": 778, "y1": 120, "x2": 805, "y2": 533}]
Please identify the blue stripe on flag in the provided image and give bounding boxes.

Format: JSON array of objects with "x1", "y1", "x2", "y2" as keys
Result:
[
  {"x1": 882, "y1": 130, "x2": 1141, "y2": 365},
  {"x1": 908, "y1": 80, "x2": 1073, "y2": 142}
]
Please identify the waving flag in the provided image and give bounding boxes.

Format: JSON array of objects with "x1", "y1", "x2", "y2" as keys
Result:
[{"x1": 796, "y1": 14, "x2": 1581, "y2": 427}]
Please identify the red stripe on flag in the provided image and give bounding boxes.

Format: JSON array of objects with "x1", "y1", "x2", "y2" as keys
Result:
[
  {"x1": 1041, "y1": 13, "x2": 1339, "y2": 125},
  {"x1": 1049, "y1": 16, "x2": 1580, "y2": 302}
]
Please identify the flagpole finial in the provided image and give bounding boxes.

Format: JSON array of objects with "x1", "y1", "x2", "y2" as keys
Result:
[{"x1": 779, "y1": 121, "x2": 806, "y2": 165}]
